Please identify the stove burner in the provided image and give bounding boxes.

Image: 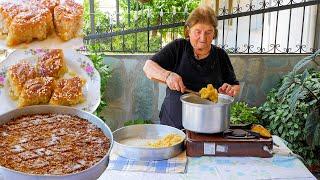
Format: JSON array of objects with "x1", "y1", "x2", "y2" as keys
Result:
[
  {"x1": 223, "y1": 129, "x2": 260, "y2": 139},
  {"x1": 185, "y1": 130, "x2": 273, "y2": 157}
]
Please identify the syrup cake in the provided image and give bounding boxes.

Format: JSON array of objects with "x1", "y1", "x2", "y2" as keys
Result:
[
  {"x1": 0, "y1": 0, "x2": 83, "y2": 46},
  {"x1": 49, "y1": 76, "x2": 85, "y2": 106},
  {"x1": 18, "y1": 77, "x2": 56, "y2": 107},
  {"x1": 54, "y1": 0, "x2": 83, "y2": 41},
  {"x1": 0, "y1": 114, "x2": 110, "y2": 175},
  {"x1": 0, "y1": 2, "x2": 29, "y2": 34},
  {"x1": 31, "y1": 0, "x2": 60, "y2": 14},
  {"x1": 6, "y1": 6, "x2": 54, "y2": 46},
  {"x1": 36, "y1": 49, "x2": 67, "y2": 78},
  {"x1": 6, "y1": 62, "x2": 38, "y2": 100}
]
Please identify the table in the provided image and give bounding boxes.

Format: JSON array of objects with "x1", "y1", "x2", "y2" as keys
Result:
[{"x1": 99, "y1": 136, "x2": 316, "y2": 180}]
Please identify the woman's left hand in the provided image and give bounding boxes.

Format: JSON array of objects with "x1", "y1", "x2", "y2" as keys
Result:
[{"x1": 218, "y1": 83, "x2": 240, "y2": 97}]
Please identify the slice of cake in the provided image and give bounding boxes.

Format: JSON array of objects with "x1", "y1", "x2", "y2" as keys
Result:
[
  {"x1": 49, "y1": 76, "x2": 85, "y2": 106},
  {"x1": 6, "y1": 7, "x2": 54, "y2": 46},
  {"x1": 53, "y1": 0, "x2": 83, "y2": 41},
  {"x1": 36, "y1": 49, "x2": 67, "y2": 78},
  {"x1": 18, "y1": 77, "x2": 56, "y2": 107},
  {"x1": 0, "y1": 2, "x2": 28, "y2": 34},
  {"x1": 6, "y1": 62, "x2": 38, "y2": 100},
  {"x1": 30, "y1": 0, "x2": 60, "y2": 14}
]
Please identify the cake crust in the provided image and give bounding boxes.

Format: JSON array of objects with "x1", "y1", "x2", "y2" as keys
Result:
[{"x1": 0, "y1": 114, "x2": 110, "y2": 175}]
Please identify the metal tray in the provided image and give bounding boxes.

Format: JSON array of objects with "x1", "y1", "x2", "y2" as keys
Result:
[
  {"x1": 0, "y1": 105, "x2": 113, "y2": 180},
  {"x1": 113, "y1": 124, "x2": 185, "y2": 160}
]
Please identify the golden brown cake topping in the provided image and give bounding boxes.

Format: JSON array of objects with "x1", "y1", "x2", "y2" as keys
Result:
[
  {"x1": 50, "y1": 76, "x2": 85, "y2": 105},
  {"x1": 7, "y1": 62, "x2": 38, "y2": 86},
  {"x1": 18, "y1": 77, "x2": 56, "y2": 107},
  {"x1": 0, "y1": 114, "x2": 110, "y2": 175},
  {"x1": 37, "y1": 49, "x2": 67, "y2": 78}
]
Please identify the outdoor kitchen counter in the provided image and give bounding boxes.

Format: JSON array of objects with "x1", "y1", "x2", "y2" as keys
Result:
[{"x1": 99, "y1": 136, "x2": 316, "y2": 180}]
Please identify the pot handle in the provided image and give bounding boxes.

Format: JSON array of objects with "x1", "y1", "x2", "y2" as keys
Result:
[{"x1": 150, "y1": 78, "x2": 199, "y2": 95}]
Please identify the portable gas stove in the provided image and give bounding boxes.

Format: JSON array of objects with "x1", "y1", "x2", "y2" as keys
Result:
[{"x1": 186, "y1": 128, "x2": 273, "y2": 158}]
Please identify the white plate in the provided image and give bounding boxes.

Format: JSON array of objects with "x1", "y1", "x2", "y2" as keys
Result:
[{"x1": 0, "y1": 49, "x2": 100, "y2": 115}]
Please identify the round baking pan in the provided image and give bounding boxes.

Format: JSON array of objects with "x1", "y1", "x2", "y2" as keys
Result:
[
  {"x1": 0, "y1": 105, "x2": 113, "y2": 180},
  {"x1": 113, "y1": 124, "x2": 185, "y2": 161}
]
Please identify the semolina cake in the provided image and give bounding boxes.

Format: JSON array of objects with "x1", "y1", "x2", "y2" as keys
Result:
[
  {"x1": 0, "y1": 0, "x2": 83, "y2": 45},
  {"x1": 54, "y1": 0, "x2": 83, "y2": 41},
  {"x1": 6, "y1": 7, "x2": 54, "y2": 46},
  {"x1": 49, "y1": 76, "x2": 85, "y2": 106},
  {"x1": 30, "y1": 0, "x2": 60, "y2": 14},
  {"x1": 0, "y1": 2, "x2": 29, "y2": 34},
  {"x1": 0, "y1": 114, "x2": 110, "y2": 175},
  {"x1": 36, "y1": 49, "x2": 67, "y2": 78},
  {"x1": 6, "y1": 62, "x2": 38, "y2": 100},
  {"x1": 18, "y1": 77, "x2": 56, "y2": 107}
]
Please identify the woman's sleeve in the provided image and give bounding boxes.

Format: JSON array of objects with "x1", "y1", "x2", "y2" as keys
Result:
[
  {"x1": 150, "y1": 39, "x2": 179, "y2": 71},
  {"x1": 219, "y1": 49, "x2": 240, "y2": 85}
]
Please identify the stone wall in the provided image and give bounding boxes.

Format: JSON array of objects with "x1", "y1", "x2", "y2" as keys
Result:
[{"x1": 100, "y1": 54, "x2": 308, "y2": 130}]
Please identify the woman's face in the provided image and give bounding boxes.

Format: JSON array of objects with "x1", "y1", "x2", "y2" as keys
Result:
[{"x1": 188, "y1": 23, "x2": 215, "y2": 52}]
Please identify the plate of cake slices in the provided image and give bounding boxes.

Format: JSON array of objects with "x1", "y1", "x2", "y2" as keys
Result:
[
  {"x1": 0, "y1": 49, "x2": 101, "y2": 115},
  {"x1": 0, "y1": 0, "x2": 83, "y2": 48}
]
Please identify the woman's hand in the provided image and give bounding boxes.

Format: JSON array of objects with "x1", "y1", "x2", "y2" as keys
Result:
[
  {"x1": 165, "y1": 72, "x2": 186, "y2": 93},
  {"x1": 218, "y1": 83, "x2": 240, "y2": 97}
]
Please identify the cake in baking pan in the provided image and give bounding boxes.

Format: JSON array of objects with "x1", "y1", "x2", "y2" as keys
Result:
[{"x1": 0, "y1": 114, "x2": 110, "y2": 175}]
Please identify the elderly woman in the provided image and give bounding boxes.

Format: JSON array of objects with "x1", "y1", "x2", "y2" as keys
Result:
[{"x1": 143, "y1": 5, "x2": 240, "y2": 129}]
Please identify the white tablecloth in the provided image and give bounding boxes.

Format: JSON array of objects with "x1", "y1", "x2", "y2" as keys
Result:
[{"x1": 99, "y1": 136, "x2": 316, "y2": 180}]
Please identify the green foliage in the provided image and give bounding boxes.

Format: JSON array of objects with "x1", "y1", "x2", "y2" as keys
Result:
[
  {"x1": 276, "y1": 49, "x2": 320, "y2": 148},
  {"x1": 259, "y1": 50, "x2": 320, "y2": 166},
  {"x1": 259, "y1": 86, "x2": 317, "y2": 166},
  {"x1": 230, "y1": 102, "x2": 259, "y2": 125},
  {"x1": 83, "y1": 0, "x2": 200, "y2": 52},
  {"x1": 124, "y1": 119, "x2": 153, "y2": 126},
  {"x1": 83, "y1": 0, "x2": 110, "y2": 35},
  {"x1": 119, "y1": 0, "x2": 200, "y2": 26},
  {"x1": 88, "y1": 52, "x2": 111, "y2": 119}
]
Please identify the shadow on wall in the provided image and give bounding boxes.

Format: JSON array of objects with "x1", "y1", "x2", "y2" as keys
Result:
[{"x1": 101, "y1": 54, "x2": 308, "y2": 130}]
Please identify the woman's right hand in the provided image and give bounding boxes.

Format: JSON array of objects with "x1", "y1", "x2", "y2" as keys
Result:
[{"x1": 165, "y1": 72, "x2": 186, "y2": 93}]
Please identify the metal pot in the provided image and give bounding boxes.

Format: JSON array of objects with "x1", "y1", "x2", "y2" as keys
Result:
[
  {"x1": 0, "y1": 105, "x2": 113, "y2": 180},
  {"x1": 180, "y1": 93, "x2": 234, "y2": 134}
]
